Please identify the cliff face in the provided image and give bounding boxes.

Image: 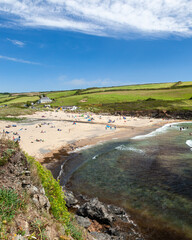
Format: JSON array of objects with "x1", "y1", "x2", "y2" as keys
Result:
[
  {"x1": 0, "y1": 138, "x2": 120, "y2": 240},
  {"x1": 0, "y1": 139, "x2": 72, "y2": 240},
  {"x1": 114, "y1": 110, "x2": 192, "y2": 119}
]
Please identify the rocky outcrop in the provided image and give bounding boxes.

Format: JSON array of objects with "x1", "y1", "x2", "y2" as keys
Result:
[
  {"x1": 75, "y1": 215, "x2": 91, "y2": 228},
  {"x1": 106, "y1": 205, "x2": 132, "y2": 223},
  {"x1": 90, "y1": 232, "x2": 111, "y2": 240},
  {"x1": 64, "y1": 189, "x2": 79, "y2": 208},
  {"x1": 73, "y1": 197, "x2": 144, "y2": 240},
  {"x1": 115, "y1": 109, "x2": 192, "y2": 120},
  {"x1": 77, "y1": 198, "x2": 114, "y2": 225}
]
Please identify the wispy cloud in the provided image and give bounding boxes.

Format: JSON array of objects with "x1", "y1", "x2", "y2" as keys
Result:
[
  {"x1": 0, "y1": 0, "x2": 192, "y2": 38},
  {"x1": 69, "y1": 78, "x2": 119, "y2": 88},
  {"x1": 0, "y1": 55, "x2": 40, "y2": 65},
  {"x1": 7, "y1": 38, "x2": 25, "y2": 47}
]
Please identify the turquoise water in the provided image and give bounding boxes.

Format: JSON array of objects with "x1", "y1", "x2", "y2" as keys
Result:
[{"x1": 61, "y1": 122, "x2": 192, "y2": 237}]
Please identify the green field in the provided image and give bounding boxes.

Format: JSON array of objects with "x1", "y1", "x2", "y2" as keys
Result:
[
  {"x1": 50, "y1": 87, "x2": 192, "y2": 108},
  {"x1": 82, "y1": 82, "x2": 175, "y2": 93},
  {"x1": 0, "y1": 81, "x2": 192, "y2": 116},
  {"x1": 81, "y1": 81, "x2": 192, "y2": 94},
  {"x1": 3, "y1": 96, "x2": 39, "y2": 105},
  {"x1": 0, "y1": 94, "x2": 10, "y2": 99},
  {"x1": 45, "y1": 90, "x2": 76, "y2": 99},
  {"x1": 0, "y1": 96, "x2": 15, "y2": 103}
]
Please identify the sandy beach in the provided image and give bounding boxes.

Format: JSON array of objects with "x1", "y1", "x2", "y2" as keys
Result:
[{"x1": 0, "y1": 111, "x2": 177, "y2": 160}]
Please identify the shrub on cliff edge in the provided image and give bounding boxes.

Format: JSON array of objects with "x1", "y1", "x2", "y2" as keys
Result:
[
  {"x1": 26, "y1": 155, "x2": 70, "y2": 225},
  {"x1": 26, "y1": 155, "x2": 83, "y2": 239}
]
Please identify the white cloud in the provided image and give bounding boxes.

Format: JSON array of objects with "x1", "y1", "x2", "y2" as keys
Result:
[
  {"x1": 0, "y1": 55, "x2": 40, "y2": 65},
  {"x1": 0, "y1": 0, "x2": 192, "y2": 37},
  {"x1": 7, "y1": 38, "x2": 25, "y2": 47},
  {"x1": 70, "y1": 79, "x2": 86, "y2": 86},
  {"x1": 69, "y1": 78, "x2": 119, "y2": 88},
  {"x1": 58, "y1": 75, "x2": 67, "y2": 82}
]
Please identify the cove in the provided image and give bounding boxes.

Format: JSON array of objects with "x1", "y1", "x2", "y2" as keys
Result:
[{"x1": 58, "y1": 122, "x2": 192, "y2": 239}]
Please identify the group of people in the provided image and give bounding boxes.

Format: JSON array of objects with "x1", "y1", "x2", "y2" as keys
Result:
[
  {"x1": 2, "y1": 126, "x2": 21, "y2": 143},
  {"x1": 105, "y1": 125, "x2": 116, "y2": 130}
]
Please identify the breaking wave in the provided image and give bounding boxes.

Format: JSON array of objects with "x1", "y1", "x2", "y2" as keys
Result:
[
  {"x1": 186, "y1": 140, "x2": 192, "y2": 148},
  {"x1": 115, "y1": 145, "x2": 145, "y2": 154}
]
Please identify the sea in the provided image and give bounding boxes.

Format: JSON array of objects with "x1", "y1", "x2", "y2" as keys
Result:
[{"x1": 57, "y1": 122, "x2": 192, "y2": 239}]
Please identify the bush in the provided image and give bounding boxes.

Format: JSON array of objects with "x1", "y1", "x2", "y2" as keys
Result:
[
  {"x1": 145, "y1": 98, "x2": 156, "y2": 101},
  {"x1": 26, "y1": 155, "x2": 83, "y2": 239},
  {"x1": 26, "y1": 155, "x2": 70, "y2": 225}
]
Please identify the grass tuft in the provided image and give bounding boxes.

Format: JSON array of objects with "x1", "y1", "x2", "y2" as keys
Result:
[
  {"x1": 0, "y1": 188, "x2": 25, "y2": 225},
  {"x1": 0, "y1": 139, "x2": 19, "y2": 166}
]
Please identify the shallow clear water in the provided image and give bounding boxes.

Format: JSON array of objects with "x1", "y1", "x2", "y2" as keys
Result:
[{"x1": 61, "y1": 122, "x2": 192, "y2": 236}]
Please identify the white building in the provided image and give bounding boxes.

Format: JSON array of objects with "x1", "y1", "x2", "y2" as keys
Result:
[
  {"x1": 62, "y1": 106, "x2": 78, "y2": 111},
  {"x1": 37, "y1": 96, "x2": 52, "y2": 104}
]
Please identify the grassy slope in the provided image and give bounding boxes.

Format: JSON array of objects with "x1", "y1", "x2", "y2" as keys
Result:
[
  {"x1": 1, "y1": 81, "x2": 192, "y2": 115},
  {"x1": 82, "y1": 81, "x2": 192, "y2": 94},
  {"x1": 0, "y1": 106, "x2": 37, "y2": 117},
  {"x1": 51, "y1": 87, "x2": 192, "y2": 105},
  {"x1": 180, "y1": 81, "x2": 192, "y2": 86},
  {"x1": 82, "y1": 82, "x2": 176, "y2": 93},
  {"x1": 0, "y1": 94, "x2": 10, "y2": 99},
  {"x1": 46, "y1": 90, "x2": 76, "y2": 99},
  {"x1": 3, "y1": 96, "x2": 39, "y2": 105},
  {"x1": 0, "y1": 96, "x2": 15, "y2": 103}
]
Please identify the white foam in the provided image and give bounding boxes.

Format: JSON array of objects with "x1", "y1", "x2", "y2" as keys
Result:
[
  {"x1": 132, "y1": 121, "x2": 192, "y2": 140},
  {"x1": 69, "y1": 145, "x2": 93, "y2": 153},
  {"x1": 115, "y1": 145, "x2": 145, "y2": 154},
  {"x1": 131, "y1": 124, "x2": 170, "y2": 140},
  {"x1": 92, "y1": 154, "x2": 99, "y2": 159},
  {"x1": 186, "y1": 140, "x2": 192, "y2": 148}
]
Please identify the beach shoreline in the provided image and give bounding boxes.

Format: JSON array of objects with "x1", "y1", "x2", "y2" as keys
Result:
[
  {"x1": 40, "y1": 121, "x2": 168, "y2": 164},
  {"x1": 0, "y1": 110, "x2": 183, "y2": 162}
]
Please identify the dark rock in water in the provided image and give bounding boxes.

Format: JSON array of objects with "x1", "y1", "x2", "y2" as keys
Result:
[
  {"x1": 107, "y1": 227, "x2": 120, "y2": 236},
  {"x1": 91, "y1": 231, "x2": 127, "y2": 240},
  {"x1": 75, "y1": 215, "x2": 91, "y2": 228},
  {"x1": 91, "y1": 232, "x2": 111, "y2": 240},
  {"x1": 106, "y1": 227, "x2": 129, "y2": 239},
  {"x1": 107, "y1": 205, "x2": 131, "y2": 222},
  {"x1": 64, "y1": 190, "x2": 78, "y2": 207},
  {"x1": 79, "y1": 193, "x2": 89, "y2": 201},
  {"x1": 77, "y1": 198, "x2": 114, "y2": 225},
  {"x1": 76, "y1": 197, "x2": 144, "y2": 239}
]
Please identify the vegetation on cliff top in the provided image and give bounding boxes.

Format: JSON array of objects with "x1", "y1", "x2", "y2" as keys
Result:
[{"x1": 0, "y1": 81, "x2": 192, "y2": 116}]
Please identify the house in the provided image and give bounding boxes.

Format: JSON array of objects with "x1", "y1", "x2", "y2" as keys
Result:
[
  {"x1": 37, "y1": 96, "x2": 52, "y2": 104},
  {"x1": 62, "y1": 106, "x2": 78, "y2": 111}
]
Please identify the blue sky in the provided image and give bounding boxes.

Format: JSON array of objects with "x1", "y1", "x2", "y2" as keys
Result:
[{"x1": 1, "y1": 0, "x2": 192, "y2": 92}]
